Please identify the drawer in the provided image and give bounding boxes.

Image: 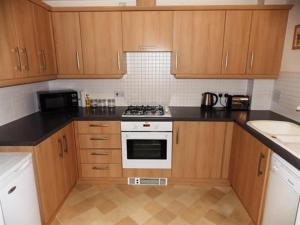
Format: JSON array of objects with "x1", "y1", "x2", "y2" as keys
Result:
[
  {"x1": 80, "y1": 149, "x2": 121, "y2": 164},
  {"x1": 77, "y1": 121, "x2": 120, "y2": 134},
  {"x1": 78, "y1": 134, "x2": 121, "y2": 149},
  {"x1": 81, "y1": 164, "x2": 122, "y2": 177}
]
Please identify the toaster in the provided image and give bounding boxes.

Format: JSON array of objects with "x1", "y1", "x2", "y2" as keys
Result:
[{"x1": 226, "y1": 95, "x2": 250, "y2": 111}]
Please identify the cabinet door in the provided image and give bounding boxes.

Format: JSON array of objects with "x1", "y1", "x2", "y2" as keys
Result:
[
  {"x1": 61, "y1": 123, "x2": 77, "y2": 193},
  {"x1": 33, "y1": 4, "x2": 57, "y2": 75},
  {"x1": 52, "y1": 12, "x2": 83, "y2": 75},
  {"x1": 0, "y1": 0, "x2": 19, "y2": 80},
  {"x1": 34, "y1": 132, "x2": 65, "y2": 224},
  {"x1": 11, "y1": 0, "x2": 40, "y2": 77},
  {"x1": 222, "y1": 11, "x2": 252, "y2": 75},
  {"x1": 247, "y1": 10, "x2": 288, "y2": 76},
  {"x1": 172, "y1": 122, "x2": 226, "y2": 178},
  {"x1": 229, "y1": 125, "x2": 270, "y2": 225},
  {"x1": 172, "y1": 11, "x2": 225, "y2": 76},
  {"x1": 80, "y1": 12, "x2": 124, "y2": 75},
  {"x1": 122, "y1": 11, "x2": 173, "y2": 51}
]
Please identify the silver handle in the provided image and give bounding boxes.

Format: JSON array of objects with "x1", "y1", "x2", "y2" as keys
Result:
[
  {"x1": 76, "y1": 51, "x2": 80, "y2": 71},
  {"x1": 39, "y1": 50, "x2": 45, "y2": 71},
  {"x1": 175, "y1": 51, "x2": 178, "y2": 70},
  {"x1": 257, "y1": 153, "x2": 265, "y2": 176},
  {"x1": 21, "y1": 48, "x2": 29, "y2": 71},
  {"x1": 225, "y1": 51, "x2": 229, "y2": 71},
  {"x1": 42, "y1": 50, "x2": 47, "y2": 71},
  {"x1": 90, "y1": 137, "x2": 109, "y2": 141},
  {"x1": 90, "y1": 152, "x2": 109, "y2": 156},
  {"x1": 139, "y1": 45, "x2": 156, "y2": 50},
  {"x1": 62, "y1": 135, "x2": 68, "y2": 153},
  {"x1": 117, "y1": 51, "x2": 121, "y2": 71},
  {"x1": 92, "y1": 166, "x2": 109, "y2": 170},
  {"x1": 89, "y1": 124, "x2": 109, "y2": 128},
  {"x1": 250, "y1": 51, "x2": 254, "y2": 71},
  {"x1": 176, "y1": 127, "x2": 179, "y2": 144},
  {"x1": 58, "y1": 139, "x2": 63, "y2": 158},
  {"x1": 12, "y1": 47, "x2": 21, "y2": 71}
]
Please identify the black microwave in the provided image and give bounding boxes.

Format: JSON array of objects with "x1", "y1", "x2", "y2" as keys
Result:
[{"x1": 37, "y1": 90, "x2": 78, "y2": 112}]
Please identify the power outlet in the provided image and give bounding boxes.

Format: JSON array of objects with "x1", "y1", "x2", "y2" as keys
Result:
[
  {"x1": 296, "y1": 106, "x2": 300, "y2": 112},
  {"x1": 114, "y1": 91, "x2": 125, "y2": 98}
]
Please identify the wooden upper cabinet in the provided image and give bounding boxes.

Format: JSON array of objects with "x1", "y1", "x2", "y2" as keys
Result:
[
  {"x1": 122, "y1": 11, "x2": 173, "y2": 51},
  {"x1": 229, "y1": 124, "x2": 270, "y2": 225},
  {"x1": 11, "y1": 0, "x2": 40, "y2": 77},
  {"x1": 33, "y1": 4, "x2": 57, "y2": 75},
  {"x1": 80, "y1": 12, "x2": 124, "y2": 75},
  {"x1": 222, "y1": 11, "x2": 252, "y2": 75},
  {"x1": 52, "y1": 12, "x2": 83, "y2": 75},
  {"x1": 172, "y1": 11, "x2": 226, "y2": 76},
  {"x1": 0, "y1": 0, "x2": 19, "y2": 80},
  {"x1": 247, "y1": 10, "x2": 288, "y2": 76},
  {"x1": 172, "y1": 122, "x2": 227, "y2": 179}
]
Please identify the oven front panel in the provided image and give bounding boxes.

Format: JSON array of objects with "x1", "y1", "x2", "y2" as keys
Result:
[{"x1": 122, "y1": 132, "x2": 172, "y2": 169}]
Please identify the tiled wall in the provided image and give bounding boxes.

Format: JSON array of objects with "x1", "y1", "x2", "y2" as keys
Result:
[
  {"x1": 49, "y1": 52, "x2": 248, "y2": 107},
  {"x1": 0, "y1": 82, "x2": 48, "y2": 126}
]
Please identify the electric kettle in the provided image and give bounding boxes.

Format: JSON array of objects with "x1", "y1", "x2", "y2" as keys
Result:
[{"x1": 201, "y1": 92, "x2": 218, "y2": 109}]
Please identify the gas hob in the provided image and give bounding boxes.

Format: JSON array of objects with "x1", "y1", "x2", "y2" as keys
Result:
[{"x1": 122, "y1": 105, "x2": 171, "y2": 117}]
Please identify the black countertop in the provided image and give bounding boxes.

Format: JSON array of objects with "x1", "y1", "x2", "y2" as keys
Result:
[{"x1": 0, "y1": 106, "x2": 299, "y2": 169}]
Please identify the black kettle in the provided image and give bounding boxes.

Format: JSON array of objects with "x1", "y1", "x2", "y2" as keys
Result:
[{"x1": 201, "y1": 92, "x2": 218, "y2": 109}]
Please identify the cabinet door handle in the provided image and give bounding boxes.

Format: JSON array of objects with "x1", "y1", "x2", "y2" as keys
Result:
[
  {"x1": 42, "y1": 50, "x2": 47, "y2": 71},
  {"x1": 257, "y1": 153, "x2": 265, "y2": 176},
  {"x1": 90, "y1": 137, "x2": 109, "y2": 141},
  {"x1": 89, "y1": 124, "x2": 109, "y2": 127},
  {"x1": 250, "y1": 51, "x2": 254, "y2": 71},
  {"x1": 175, "y1": 51, "x2": 178, "y2": 70},
  {"x1": 21, "y1": 48, "x2": 29, "y2": 71},
  {"x1": 117, "y1": 51, "x2": 121, "y2": 71},
  {"x1": 62, "y1": 135, "x2": 68, "y2": 153},
  {"x1": 76, "y1": 51, "x2": 80, "y2": 71},
  {"x1": 92, "y1": 166, "x2": 109, "y2": 170},
  {"x1": 90, "y1": 152, "x2": 109, "y2": 156},
  {"x1": 176, "y1": 127, "x2": 179, "y2": 144},
  {"x1": 12, "y1": 47, "x2": 22, "y2": 71},
  {"x1": 39, "y1": 50, "x2": 45, "y2": 71},
  {"x1": 225, "y1": 51, "x2": 229, "y2": 71},
  {"x1": 58, "y1": 139, "x2": 63, "y2": 158},
  {"x1": 139, "y1": 45, "x2": 156, "y2": 50}
]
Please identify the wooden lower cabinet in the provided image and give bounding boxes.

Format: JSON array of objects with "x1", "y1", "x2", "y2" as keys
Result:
[
  {"x1": 229, "y1": 124, "x2": 270, "y2": 225},
  {"x1": 34, "y1": 123, "x2": 77, "y2": 224},
  {"x1": 172, "y1": 122, "x2": 232, "y2": 179}
]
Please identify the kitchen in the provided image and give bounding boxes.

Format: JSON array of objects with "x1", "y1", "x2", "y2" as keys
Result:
[{"x1": 0, "y1": 0, "x2": 299, "y2": 225}]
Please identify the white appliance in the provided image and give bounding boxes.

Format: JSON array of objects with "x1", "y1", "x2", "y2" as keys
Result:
[
  {"x1": 0, "y1": 153, "x2": 41, "y2": 225},
  {"x1": 121, "y1": 121, "x2": 172, "y2": 169},
  {"x1": 262, "y1": 153, "x2": 300, "y2": 225}
]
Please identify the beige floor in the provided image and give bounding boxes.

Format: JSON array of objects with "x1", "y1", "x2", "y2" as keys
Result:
[{"x1": 51, "y1": 183, "x2": 254, "y2": 225}]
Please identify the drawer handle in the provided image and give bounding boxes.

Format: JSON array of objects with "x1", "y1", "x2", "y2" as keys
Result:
[
  {"x1": 89, "y1": 124, "x2": 109, "y2": 127},
  {"x1": 92, "y1": 166, "x2": 109, "y2": 170},
  {"x1": 90, "y1": 152, "x2": 109, "y2": 156},
  {"x1": 90, "y1": 137, "x2": 109, "y2": 141}
]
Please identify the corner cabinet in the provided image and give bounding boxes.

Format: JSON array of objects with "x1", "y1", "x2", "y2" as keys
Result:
[
  {"x1": 34, "y1": 123, "x2": 77, "y2": 225},
  {"x1": 172, "y1": 122, "x2": 233, "y2": 180},
  {"x1": 229, "y1": 124, "x2": 270, "y2": 225}
]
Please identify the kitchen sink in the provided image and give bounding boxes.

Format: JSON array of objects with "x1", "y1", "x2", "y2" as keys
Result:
[{"x1": 247, "y1": 120, "x2": 300, "y2": 158}]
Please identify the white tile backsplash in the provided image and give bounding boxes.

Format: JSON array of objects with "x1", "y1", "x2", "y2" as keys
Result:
[
  {"x1": 49, "y1": 52, "x2": 249, "y2": 107},
  {"x1": 0, "y1": 82, "x2": 49, "y2": 126}
]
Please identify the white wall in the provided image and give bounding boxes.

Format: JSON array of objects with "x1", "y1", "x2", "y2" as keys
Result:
[
  {"x1": 0, "y1": 82, "x2": 49, "y2": 126},
  {"x1": 271, "y1": 0, "x2": 300, "y2": 122}
]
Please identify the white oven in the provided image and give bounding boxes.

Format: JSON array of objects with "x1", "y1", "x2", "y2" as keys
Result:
[{"x1": 121, "y1": 122, "x2": 172, "y2": 169}]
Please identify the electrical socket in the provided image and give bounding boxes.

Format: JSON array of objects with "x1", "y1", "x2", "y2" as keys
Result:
[
  {"x1": 114, "y1": 91, "x2": 125, "y2": 98},
  {"x1": 296, "y1": 106, "x2": 300, "y2": 112}
]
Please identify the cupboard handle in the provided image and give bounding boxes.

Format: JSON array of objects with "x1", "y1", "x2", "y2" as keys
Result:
[
  {"x1": 62, "y1": 135, "x2": 68, "y2": 153},
  {"x1": 12, "y1": 48, "x2": 21, "y2": 71},
  {"x1": 257, "y1": 153, "x2": 265, "y2": 176},
  {"x1": 76, "y1": 51, "x2": 80, "y2": 71},
  {"x1": 89, "y1": 124, "x2": 109, "y2": 127},
  {"x1": 58, "y1": 139, "x2": 63, "y2": 158},
  {"x1": 117, "y1": 51, "x2": 121, "y2": 71},
  {"x1": 175, "y1": 51, "x2": 178, "y2": 70},
  {"x1": 39, "y1": 50, "x2": 45, "y2": 71},
  {"x1": 90, "y1": 137, "x2": 109, "y2": 141},
  {"x1": 225, "y1": 51, "x2": 229, "y2": 70},
  {"x1": 139, "y1": 45, "x2": 156, "y2": 50},
  {"x1": 90, "y1": 152, "x2": 109, "y2": 156},
  {"x1": 22, "y1": 48, "x2": 29, "y2": 71},
  {"x1": 42, "y1": 50, "x2": 47, "y2": 71},
  {"x1": 92, "y1": 166, "x2": 109, "y2": 170},
  {"x1": 250, "y1": 51, "x2": 254, "y2": 71},
  {"x1": 176, "y1": 127, "x2": 179, "y2": 144}
]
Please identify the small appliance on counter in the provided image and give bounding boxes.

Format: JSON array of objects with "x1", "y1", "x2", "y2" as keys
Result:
[
  {"x1": 37, "y1": 89, "x2": 78, "y2": 113},
  {"x1": 201, "y1": 92, "x2": 218, "y2": 110},
  {"x1": 226, "y1": 95, "x2": 250, "y2": 111}
]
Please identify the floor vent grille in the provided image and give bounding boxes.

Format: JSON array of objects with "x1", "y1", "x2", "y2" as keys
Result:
[{"x1": 128, "y1": 177, "x2": 168, "y2": 185}]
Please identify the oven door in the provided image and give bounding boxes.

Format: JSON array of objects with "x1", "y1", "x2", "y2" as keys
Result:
[{"x1": 121, "y1": 132, "x2": 172, "y2": 169}]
